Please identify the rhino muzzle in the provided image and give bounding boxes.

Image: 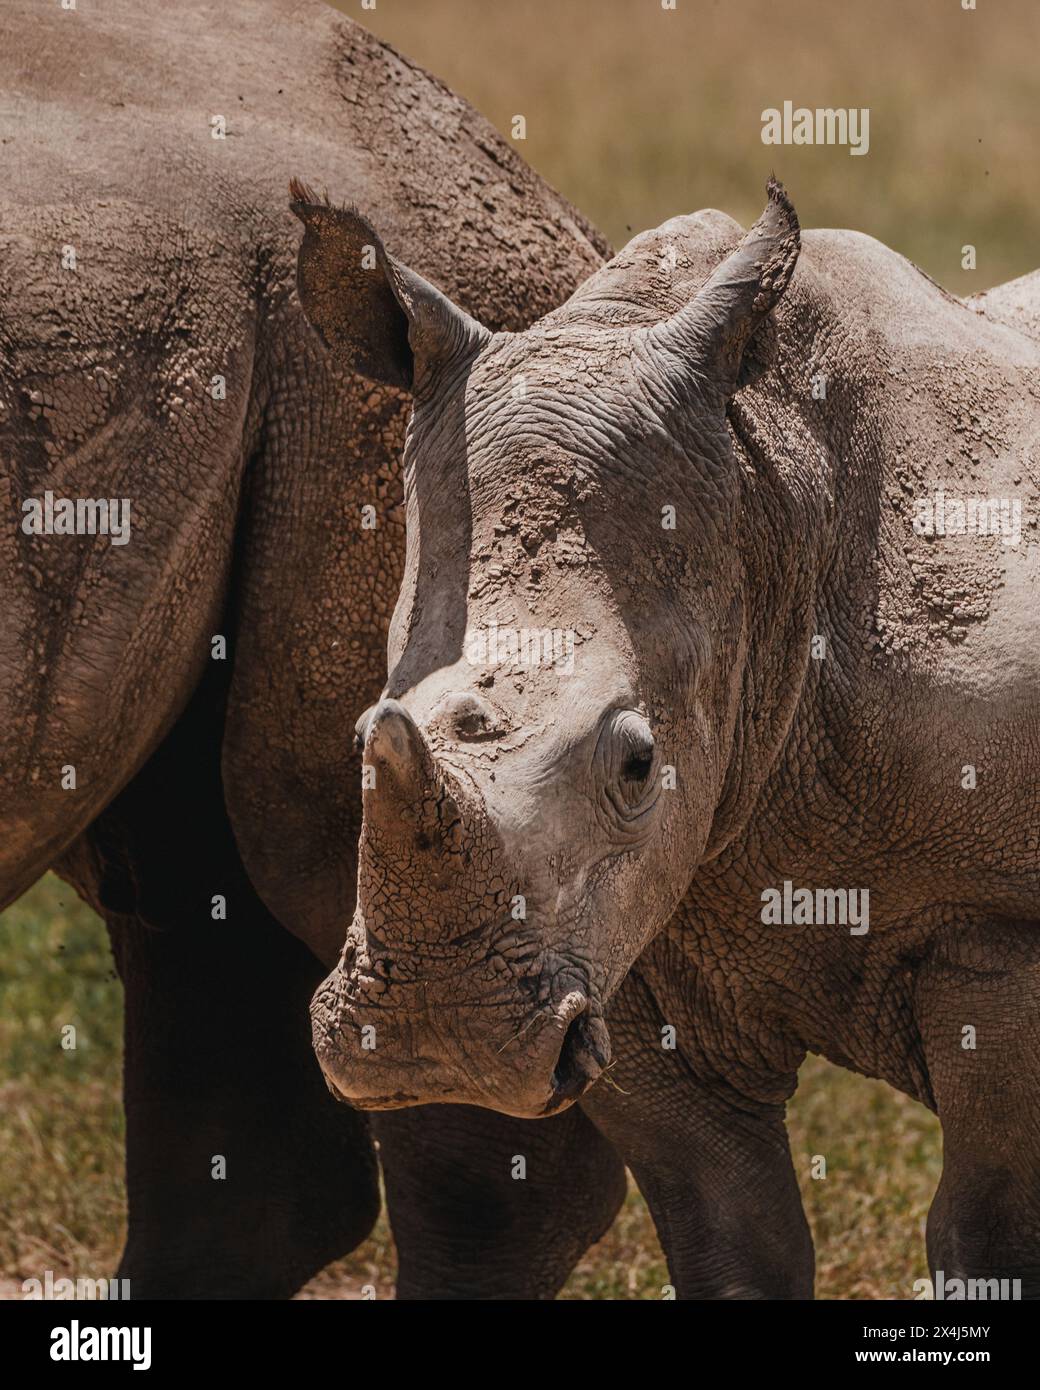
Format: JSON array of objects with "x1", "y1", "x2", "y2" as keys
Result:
[
  {"x1": 311, "y1": 967, "x2": 610, "y2": 1117},
  {"x1": 312, "y1": 696, "x2": 615, "y2": 1116}
]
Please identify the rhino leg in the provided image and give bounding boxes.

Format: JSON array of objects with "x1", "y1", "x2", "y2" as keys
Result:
[
  {"x1": 918, "y1": 921, "x2": 1040, "y2": 1299},
  {"x1": 105, "y1": 898, "x2": 378, "y2": 1299},
  {"x1": 581, "y1": 960, "x2": 814, "y2": 1300},
  {"x1": 373, "y1": 1105, "x2": 626, "y2": 1299},
  {"x1": 57, "y1": 668, "x2": 379, "y2": 1299}
]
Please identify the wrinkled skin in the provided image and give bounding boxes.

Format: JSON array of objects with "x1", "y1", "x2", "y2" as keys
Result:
[
  {"x1": 305, "y1": 179, "x2": 1040, "y2": 1294},
  {"x1": 1, "y1": 0, "x2": 625, "y2": 1297}
]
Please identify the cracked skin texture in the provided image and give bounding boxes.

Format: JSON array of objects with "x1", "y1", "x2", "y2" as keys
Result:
[
  {"x1": 1, "y1": 0, "x2": 628, "y2": 1298},
  {"x1": 308, "y1": 181, "x2": 1040, "y2": 1293},
  {"x1": 0, "y1": 0, "x2": 607, "y2": 962}
]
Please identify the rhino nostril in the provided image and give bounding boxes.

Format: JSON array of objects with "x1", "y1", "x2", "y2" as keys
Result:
[
  {"x1": 431, "y1": 691, "x2": 504, "y2": 742},
  {"x1": 548, "y1": 1006, "x2": 605, "y2": 1106}
]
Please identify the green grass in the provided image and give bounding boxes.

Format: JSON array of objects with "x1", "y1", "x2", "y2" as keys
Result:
[{"x1": 0, "y1": 875, "x2": 941, "y2": 1298}]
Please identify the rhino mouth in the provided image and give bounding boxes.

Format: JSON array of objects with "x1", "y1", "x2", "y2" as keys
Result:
[{"x1": 311, "y1": 978, "x2": 612, "y2": 1117}]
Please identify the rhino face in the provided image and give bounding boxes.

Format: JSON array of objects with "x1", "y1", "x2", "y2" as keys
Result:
[{"x1": 293, "y1": 179, "x2": 800, "y2": 1116}]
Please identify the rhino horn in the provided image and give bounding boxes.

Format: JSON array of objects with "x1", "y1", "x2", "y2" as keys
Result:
[{"x1": 361, "y1": 699, "x2": 443, "y2": 836}]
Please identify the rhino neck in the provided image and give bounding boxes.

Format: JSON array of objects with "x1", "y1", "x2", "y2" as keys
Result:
[
  {"x1": 703, "y1": 319, "x2": 841, "y2": 861},
  {"x1": 703, "y1": 244, "x2": 908, "y2": 862}
]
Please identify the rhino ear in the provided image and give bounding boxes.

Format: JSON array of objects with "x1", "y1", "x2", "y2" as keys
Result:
[
  {"x1": 648, "y1": 177, "x2": 800, "y2": 397},
  {"x1": 289, "y1": 179, "x2": 489, "y2": 391}
]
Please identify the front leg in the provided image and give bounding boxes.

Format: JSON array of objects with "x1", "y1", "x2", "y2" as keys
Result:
[
  {"x1": 582, "y1": 947, "x2": 814, "y2": 1299},
  {"x1": 57, "y1": 679, "x2": 380, "y2": 1299},
  {"x1": 917, "y1": 920, "x2": 1040, "y2": 1298},
  {"x1": 101, "y1": 887, "x2": 379, "y2": 1299},
  {"x1": 374, "y1": 1103, "x2": 626, "y2": 1299}
]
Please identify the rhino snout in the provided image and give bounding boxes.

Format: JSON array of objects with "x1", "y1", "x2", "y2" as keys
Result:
[{"x1": 309, "y1": 965, "x2": 611, "y2": 1118}]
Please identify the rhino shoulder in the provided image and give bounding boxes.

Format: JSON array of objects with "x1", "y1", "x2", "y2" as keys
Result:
[
  {"x1": 797, "y1": 228, "x2": 963, "y2": 324},
  {"x1": 965, "y1": 270, "x2": 1040, "y2": 345}
]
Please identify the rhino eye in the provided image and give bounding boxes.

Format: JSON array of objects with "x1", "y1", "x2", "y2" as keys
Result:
[
  {"x1": 598, "y1": 710, "x2": 660, "y2": 828},
  {"x1": 613, "y1": 712, "x2": 655, "y2": 788},
  {"x1": 623, "y1": 747, "x2": 654, "y2": 783}
]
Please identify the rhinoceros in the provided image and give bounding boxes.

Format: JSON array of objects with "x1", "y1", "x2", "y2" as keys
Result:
[
  {"x1": 1, "y1": 0, "x2": 626, "y2": 1297},
  {"x1": 304, "y1": 177, "x2": 1040, "y2": 1297}
]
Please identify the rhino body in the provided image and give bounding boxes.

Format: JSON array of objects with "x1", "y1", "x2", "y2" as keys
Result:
[
  {"x1": 0, "y1": 0, "x2": 625, "y2": 1297},
  {"x1": 305, "y1": 181, "x2": 1040, "y2": 1295}
]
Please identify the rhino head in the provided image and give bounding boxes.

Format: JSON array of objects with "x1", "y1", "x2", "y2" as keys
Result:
[{"x1": 292, "y1": 179, "x2": 801, "y2": 1118}]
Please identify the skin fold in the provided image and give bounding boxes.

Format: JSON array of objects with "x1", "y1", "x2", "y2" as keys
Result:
[
  {"x1": 1, "y1": 0, "x2": 624, "y2": 1297},
  {"x1": 302, "y1": 178, "x2": 1040, "y2": 1296}
]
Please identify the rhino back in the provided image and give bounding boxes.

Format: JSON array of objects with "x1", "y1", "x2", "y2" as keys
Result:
[
  {"x1": 791, "y1": 228, "x2": 1039, "y2": 699},
  {"x1": 968, "y1": 269, "x2": 1040, "y2": 344},
  {"x1": 1, "y1": 0, "x2": 605, "y2": 319}
]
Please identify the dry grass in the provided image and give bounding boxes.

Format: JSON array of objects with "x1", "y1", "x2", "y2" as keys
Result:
[
  {"x1": 350, "y1": 0, "x2": 1040, "y2": 294},
  {"x1": 0, "y1": 879, "x2": 125, "y2": 1281}
]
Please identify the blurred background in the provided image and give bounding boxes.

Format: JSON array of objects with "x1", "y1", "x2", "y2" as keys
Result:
[
  {"x1": 4, "y1": 0, "x2": 1037, "y2": 1298},
  {"x1": 356, "y1": 0, "x2": 1040, "y2": 292}
]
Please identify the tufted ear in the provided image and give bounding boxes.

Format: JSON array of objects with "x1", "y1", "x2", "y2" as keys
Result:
[
  {"x1": 647, "y1": 177, "x2": 800, "y2": 397},
  {"x1": 289, "y1": 178, "x2": 490, "y2": 390}
]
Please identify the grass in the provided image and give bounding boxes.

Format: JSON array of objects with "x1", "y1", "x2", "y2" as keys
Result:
[
  {"x1": 348, "y1": 0, "x2": 1040, "y2": 296},
  {"x1": 0, "y1": 877, "x2": 124, "y2": 1281},
  {"x1": 0, "y1": 875, "x2": 941, "y2": 1298}
]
